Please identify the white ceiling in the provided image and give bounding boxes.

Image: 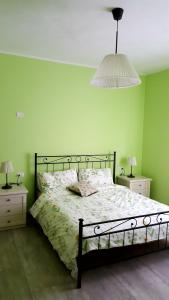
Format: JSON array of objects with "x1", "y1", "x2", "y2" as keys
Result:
[{"x1": 0, "y1": 0, "x2": 169, "y2": 74}]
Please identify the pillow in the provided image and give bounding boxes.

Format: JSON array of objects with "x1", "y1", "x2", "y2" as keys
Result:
[
  {"x1": 78, "y1": 168, "x2": 114, "y2": 187},
  {"x1": 37, "y1": 172, "x2": 56, "y2": 192},
  {"x1": 68, "y1": 181, "x2": 98, "y2": 197},
  {"x1": 37, "y1": 169, "x2": 78, "y2": 192},
  {"x1": 53, "y1": 169, "x2": 78, "y2": 187}
]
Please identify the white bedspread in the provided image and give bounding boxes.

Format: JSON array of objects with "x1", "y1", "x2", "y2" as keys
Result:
[{"x1": 30, "y1": 185, "x2": 169, "y2": 277}]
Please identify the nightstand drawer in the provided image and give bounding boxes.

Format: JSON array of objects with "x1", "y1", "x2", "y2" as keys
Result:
[
  {"x1": 0, "y1": 195, "x2": 23, "y2": 207},
  {"x1": 139, "y1": 191, "x2": 149, "y2": 197},
  {"x1": 130, "y1": 181, "x2": 147, "y2": 190},
  {"x1": 0, "y1": 214, "x2": 25, "y2": 229},
  {"x1": 134, "y1": 189, "x2": 148, "y2": 196},
  {"x1": 0, "y1": 203, "x2": 23, "y2": 216}
]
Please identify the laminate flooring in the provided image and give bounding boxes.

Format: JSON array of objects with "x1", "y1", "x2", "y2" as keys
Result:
[{"x1": 0, "y1": 225, "x2": 169, "y2": 300}]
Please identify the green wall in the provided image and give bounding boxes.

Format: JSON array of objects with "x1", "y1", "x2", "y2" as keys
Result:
[
  {"x1": 142, "y1": 69, "x2": 169, "y2": 204},
  {"x1": 0, "y1": 54, "x2": 145, "y2": 207}
]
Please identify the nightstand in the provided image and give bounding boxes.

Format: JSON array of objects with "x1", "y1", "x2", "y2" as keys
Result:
[
  {"x1": 116, "y1": 176, "x2": 152, "y2": 197},
  {"x1": 0, "y1": 185, "x2": 28, "y2": 230}
]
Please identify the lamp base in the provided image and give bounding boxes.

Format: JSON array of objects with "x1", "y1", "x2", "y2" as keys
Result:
[
  {"x1": 127, "y1": 174, "x2": 135, "y2": 178},
  {"x1": 2, "y1": 184, "x2": 12, "y2": 189}
]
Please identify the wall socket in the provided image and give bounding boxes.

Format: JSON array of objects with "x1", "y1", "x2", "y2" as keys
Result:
[
  {"x1": 16, "y1": 172, "x2": 24, "y2": 177},
  {"x1": 16, "y1": 112, "x2": 24, "y2": 118}
]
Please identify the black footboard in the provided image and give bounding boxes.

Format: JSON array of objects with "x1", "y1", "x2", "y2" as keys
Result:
[{"x1": 77, "y1": 211, "x2": 169, "y2": 288}]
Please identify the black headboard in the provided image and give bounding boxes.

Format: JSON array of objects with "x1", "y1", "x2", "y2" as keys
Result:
[{"x1": 34, "y1": 152, "x2": 116, "y2": 200}]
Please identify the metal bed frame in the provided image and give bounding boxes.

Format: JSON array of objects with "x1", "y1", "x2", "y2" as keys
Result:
[{"x1": 34, "y1": 152, "x2": 169, "y2": 288}]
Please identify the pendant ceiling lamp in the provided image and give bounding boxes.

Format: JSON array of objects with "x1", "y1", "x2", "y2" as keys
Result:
[{"x1": 91, "y1": 7, "x2": 141, "y2": 89}]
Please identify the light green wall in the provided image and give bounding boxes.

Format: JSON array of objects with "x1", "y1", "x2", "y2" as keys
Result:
[
  {"x1": 0, "y1": 54, "x2": 145, "y2": 207},
  {"x1": 142, "y1": 69, "x2": 169, "y2": 204}
]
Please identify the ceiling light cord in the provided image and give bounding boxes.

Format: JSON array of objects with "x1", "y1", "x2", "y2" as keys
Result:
[{"x1": 115, "y1": 20, "x2": 118, "y2": 54}]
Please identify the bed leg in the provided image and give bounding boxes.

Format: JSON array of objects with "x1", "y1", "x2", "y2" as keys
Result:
[
  {"x1": 77, "y1": 266, "x2": 81, "y2": 288},
  {"x1": 77, "y1": 218, "x2": 83, "y2": 289}
]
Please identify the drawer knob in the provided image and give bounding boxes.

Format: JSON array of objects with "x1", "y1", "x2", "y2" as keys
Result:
[
  {"x1": 7, "y1": 220, "x2": 11, "y2": 223},
  {"x1": 6, "y1": 199, "x2": 11, "y2": 202},
  {"x1": 7, "y1": 210, "x2": 11, "y2": 213}
]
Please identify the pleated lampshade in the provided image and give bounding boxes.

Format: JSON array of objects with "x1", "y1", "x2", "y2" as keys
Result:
[
  {"x1": 0, "y1": 161, "x2": 14, "y2": 174},
  {"x1": 91, "y1": 54, "x2": 141, "y2": 89},
  {"x1": 128, "y1": 156, "x2": 137, "y2": 167}
]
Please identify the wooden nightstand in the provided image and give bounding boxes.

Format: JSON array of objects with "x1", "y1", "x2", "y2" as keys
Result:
[
  {"x1": 116, "y1": 176, "x2": 152, "y2": 197},
  {"x1": 0, "y1": 185, "x2": 28, "y2": 230}
]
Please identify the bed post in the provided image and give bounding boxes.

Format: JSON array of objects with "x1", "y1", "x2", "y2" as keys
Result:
[
  {"x1": 34, "y1": 153, "x2": 37, "y2": 201},
  {"x1": 77, "y1": 218, "x2": 83, "y2": 289},
  {"x1": 113, "y1": 151, "x2": 116, "y2": 183}
]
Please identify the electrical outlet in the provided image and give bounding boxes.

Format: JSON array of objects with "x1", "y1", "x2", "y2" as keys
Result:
[
  {"x1": 16, "y1": 172, "x2": 24, "y2": 177},
  {"x1": 16, "y1": 112, "x2": 24, "y2": 118}
]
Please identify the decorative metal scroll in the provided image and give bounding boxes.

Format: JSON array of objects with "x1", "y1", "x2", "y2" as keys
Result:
[
  {"x1": 37, "y1": 154, "x2": 114, "y2": 165},
  {"x1": 36, "y1": 153, "x2": 115, "y2": 174},
  {"x1": 83, "y1": 211, "x2": 169, "y2": 240},
  {"x1": 93, "y1": 217, "x2": 138, "y2": 235}
]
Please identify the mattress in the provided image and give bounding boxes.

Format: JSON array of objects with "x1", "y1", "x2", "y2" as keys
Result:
[{"x1": 30, "y1": 184, "x2": 169, "y2": 277}]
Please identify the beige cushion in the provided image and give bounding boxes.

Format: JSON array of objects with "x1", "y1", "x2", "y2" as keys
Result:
[{"x1": 68, "y1": 181, "x2": 98, "y2": 197}]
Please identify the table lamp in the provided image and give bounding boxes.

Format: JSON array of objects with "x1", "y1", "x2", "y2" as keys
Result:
[
  {"x1": 0, "y1": 161, "x2": 14, "y2": 189},
  {"x1": 127, "y1": 157, "x2": 137, "y2": 178}
]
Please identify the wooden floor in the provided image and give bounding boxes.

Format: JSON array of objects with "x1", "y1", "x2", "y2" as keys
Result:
[{"x1": 1, "y1": 225, "x2": 169, "y2": 300}]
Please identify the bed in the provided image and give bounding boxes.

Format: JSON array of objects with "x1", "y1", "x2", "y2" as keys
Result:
[{"x1": 30, "y1": 152, "x2": 169, "y2": 288}]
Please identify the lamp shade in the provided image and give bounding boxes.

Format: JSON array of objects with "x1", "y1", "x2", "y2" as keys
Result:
[
  {"x1": 91, "y1": 54, "x2": 141, "y2": 88},
  {"x1": 0, "y1": 161, "x2": 14, "y2": 174},
  {"x1": 128, "y1": 157, "x2": 137, "y2": 167}
]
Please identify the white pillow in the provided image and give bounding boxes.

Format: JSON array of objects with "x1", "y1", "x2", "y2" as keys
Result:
[
  {"x1": 78, "y1": 168, "x2": 114, "y2": 187},
  {"x1": 37, "y1": 172, "x2": 56, "y2": 191},
  {"x1": 53, "y1": 169, "x2": 78, "y2": 187},
  {"x1": 37, "y1": 169, "x2": 78, "y2": 192}
]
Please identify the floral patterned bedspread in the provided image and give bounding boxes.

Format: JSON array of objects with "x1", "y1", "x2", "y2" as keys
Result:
[{"x1": 30, "y1": 185, "x2": 169, "y2": 277}]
